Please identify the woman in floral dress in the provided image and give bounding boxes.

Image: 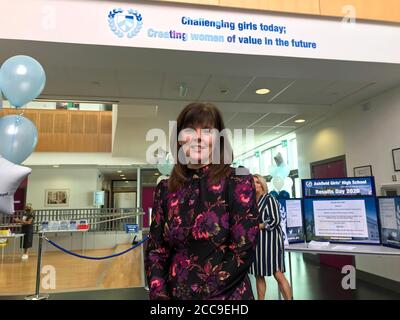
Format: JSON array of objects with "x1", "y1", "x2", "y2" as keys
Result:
[{"x1": 145, "y1": 102, "x2": 260, "y2": 300}]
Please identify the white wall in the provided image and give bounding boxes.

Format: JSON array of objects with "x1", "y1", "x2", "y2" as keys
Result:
[
  {"x1": 296, "y1": 114, "x2": 347, "y2": 181},
  {"x1": 26, "y1": 168, "x2": 100, "y2": 209},
  {"x1": 343, "y1": 88, "x2": 400, "y2": 191},
  {"x1": 296, "y1": 85, "x2": 400, "y2": 282}
]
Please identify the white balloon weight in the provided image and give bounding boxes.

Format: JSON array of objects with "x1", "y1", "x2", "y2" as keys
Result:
[
  {"x1": 0, "y1": 157, "x2": 32, "y2": 215},
  {"x1": 271, "y1": 176, "x2": 285, "y2": 192},
  {"x1": 157, "y1": 175, "x2": 169, "y2": 185}
]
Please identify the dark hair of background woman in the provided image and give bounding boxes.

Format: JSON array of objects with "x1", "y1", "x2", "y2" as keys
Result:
[{"x1": 168, "y1": 102, "x2": 233, "y2": 192}]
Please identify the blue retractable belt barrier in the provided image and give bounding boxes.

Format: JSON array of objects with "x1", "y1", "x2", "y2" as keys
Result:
[{"x1": 44, "y1": 235, "x2": 149, "y2": 260}]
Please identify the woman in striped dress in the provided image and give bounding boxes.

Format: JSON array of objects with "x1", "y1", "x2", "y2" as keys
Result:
[{"x1": 250, "y1": 174, "x2": 292, "y2": 300}]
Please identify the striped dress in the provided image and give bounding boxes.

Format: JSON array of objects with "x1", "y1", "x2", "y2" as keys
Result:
[{"x1": 250, "y1": 193, "x2": 286, "y2": 276}]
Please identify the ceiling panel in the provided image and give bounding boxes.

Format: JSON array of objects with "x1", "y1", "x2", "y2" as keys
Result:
[
  {"x1": 161, "y1": 73, "x2": 210, "y2": 100},
  {"x1": 221, "y1": 111, "x2": 237, "y2": 124},
  {"x1": 117, "y1": 70, "x2": 164, "y2": 98},
  {"x1": 259, "y1": 126, "x2": 294, "y2": 136},
  {"x1": 318, "y1": 81, "x2": 374, "y2": 104},
  {"x1": 42, "y1": 66, "x2": 70, "y2": 95},
  {"x1": 48, "y1": 67, "x2": 120, "y2": 97},
  {"x1": 250, "y1": 113, "x2": 296, "y2": 127},
  {"x1": 272, "y1": 80, "x2": 373, "y2": 104},
  {"x1": 226, "y1": 112, "x2": 270, "y2": 128},
  {"x1": 199, "y1": 75, "x2": 254, "y2": 101},
  {"x1": 236, "y1": 77, "x2": 294, "y2": 102},
  {"x1": 280, "y1": 113, "x2": 323, "y2": 127}
]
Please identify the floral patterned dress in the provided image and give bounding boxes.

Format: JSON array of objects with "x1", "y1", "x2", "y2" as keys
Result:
[{"x1": 145, "y1": 165, "x2": 260, "y2": 300}]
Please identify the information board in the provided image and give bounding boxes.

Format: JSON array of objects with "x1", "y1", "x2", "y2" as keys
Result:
[
  {"x1": 378, "y1": 197, "x2": 400, "y2": 249},
  {"x1": 303, "y1": 197, "x2": 380, "y2": 244},
  {"x1": 278, "y1": 198, "x2": 305, "y2": 244}
]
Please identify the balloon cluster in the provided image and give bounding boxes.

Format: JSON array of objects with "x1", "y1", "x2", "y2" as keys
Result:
[
  {"x1": 269, "y1": 152, "x2": 293, "y2": 194},
  {"x1": 0, "y1": 55, "x2": 46, "y2": 214},
  {"x1": 156, "y1": 150, "x2": 174, "y2": 184},
  {"x1": 0, "y1": 55, "x2": 45, "y2": 164}
]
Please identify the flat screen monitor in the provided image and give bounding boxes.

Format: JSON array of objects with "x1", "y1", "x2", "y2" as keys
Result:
[
  {"x1": 378, "y1": 197, "x2": 400, "y2": 249},
  {"x1": 278, "y1": 199, "x2": 305, "y2": 244},
  {"x1": 303, "y1": 197, "x2": 380, "y2": 244}
]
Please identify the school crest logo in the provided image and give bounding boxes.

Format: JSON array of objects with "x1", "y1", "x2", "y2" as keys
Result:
[
  {"x1": 305, "y1": 181, "x2": 313, "y2": 188},
  {"x1": 108, "y1": 8, "x2": 143, "y2": 38}
]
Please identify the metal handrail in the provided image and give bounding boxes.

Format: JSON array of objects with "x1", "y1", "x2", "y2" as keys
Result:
[{"x1": 0, "y1": 208, "x2": 144, "y2": 233}]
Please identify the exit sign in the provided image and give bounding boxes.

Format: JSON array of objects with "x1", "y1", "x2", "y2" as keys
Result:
[{"x1": 281, "y1": 140, "x2": 288, "y2": 147}]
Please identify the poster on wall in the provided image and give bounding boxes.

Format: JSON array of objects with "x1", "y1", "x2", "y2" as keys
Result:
[
  {"x1": 378, "y1": 197, "x2": 400, "y2": 249},
  {"x1": 44, "y1": 189, "x2": 69, "y2": 207},
  {"x1": 93, "y1": 191, "x2": 105, "y2": 206}
]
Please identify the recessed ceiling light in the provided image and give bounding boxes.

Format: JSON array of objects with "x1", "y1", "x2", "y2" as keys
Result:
[
  {"x1": 154, "y1": 172, "x2": 160, "y2": 176},
  {"x1": 117, "y1": 170, "x2": 122, "y2": 173},
  {"x1": 53, "y1": 165, "x2": 60, "y2": 168},
  {"x1": 120, "y1": 174, "x2": 125, "y2": 177},
  {"x1": 122, "y1": 177, "x2": 127, "y2": 180},
  {"x1": 125, "y1": 181, "x2": 129, "y2": 183},
  {"x1": 294, "y1": 119, "x2": 306, "y2": 123},
  {"x1": 255, "y1": 88, "x2": 270, "y2": 95}
]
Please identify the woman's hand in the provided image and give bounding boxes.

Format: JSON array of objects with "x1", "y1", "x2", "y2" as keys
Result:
[{"x1": 259, "y1": 223, "x2": 265, "y2": 230}]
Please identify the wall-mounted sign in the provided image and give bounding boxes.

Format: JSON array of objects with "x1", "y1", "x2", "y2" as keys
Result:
[
  {"x1": 0, "y1": 1, "x2": 399, "y2": 64},
  {"x1": 93, "y1": 191, "x2": 105, "y2": 206},
  {"x1": 302, "y1": 177, "x2": 376, "y2": 197},
  {"x1": 125, "y1": 223, "x2": 139, "y2": 234}
]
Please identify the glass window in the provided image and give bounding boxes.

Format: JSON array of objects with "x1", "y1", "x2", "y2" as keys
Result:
[
  {"x1": 260, "y1": 149, "x2": 272, "y2": 176},
  {"x1": 236, "y1": 135, "x2": 298, "y2": 176},
  {"x1": 288, "y1": 138, "x2": 298, "y2": 171},
  {"x1": 242, "y1": 156, "x2": 260, "y2": 174}
]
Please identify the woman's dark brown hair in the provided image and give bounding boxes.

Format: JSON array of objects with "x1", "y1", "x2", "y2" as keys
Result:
[{"x1": 168, "y1": 102, "x2": 233, "y2": 192}]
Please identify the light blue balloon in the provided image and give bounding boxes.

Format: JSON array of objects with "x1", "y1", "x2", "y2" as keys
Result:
[
  {"x1": 157, "y1": 163, "x2": 174, "y2": 176},
  {"x1": 276, "y1": 165, "x2": 290, "y2": 178},
  {"x1": 0, "y1": 115, "x2": 38, "y2": 164},
  {"x1": 269, "y1": 165, "x2": 279, "y2": 177},
  {"x1": 0, "y1": 55, "x2": 46, "y2": 107},
  {"x1": 157, "y1": 152, "x2": 174, "y2": 176},
  {"x1": 269, "y1": 164, "x2": 290, "y2": 178}
]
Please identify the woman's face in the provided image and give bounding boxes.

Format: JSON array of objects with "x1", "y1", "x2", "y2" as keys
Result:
[
  {"x1": 253, "y1": 177, "x2": 263, "y2": 195},
  {"x1": 179, "y1": 125, "x2": 216, "y2": 165}
]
